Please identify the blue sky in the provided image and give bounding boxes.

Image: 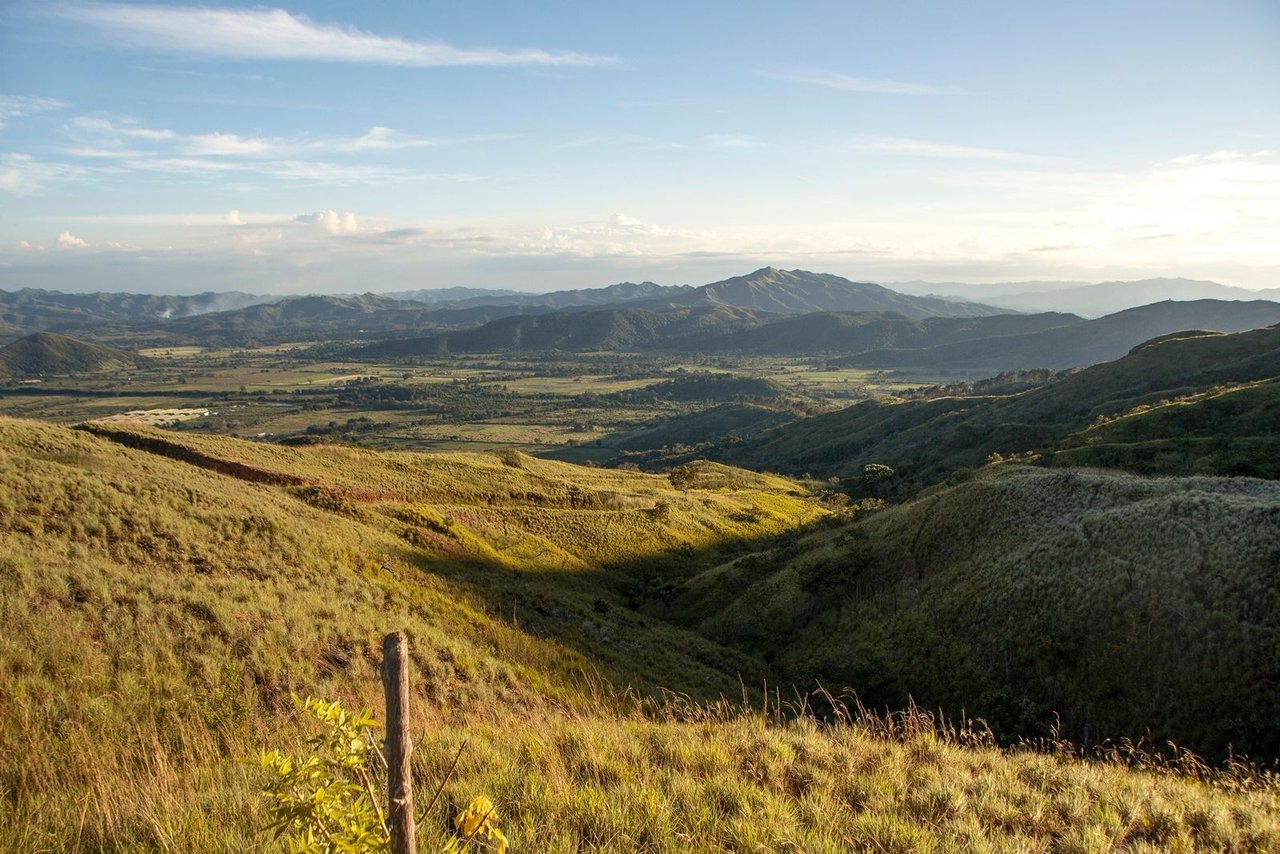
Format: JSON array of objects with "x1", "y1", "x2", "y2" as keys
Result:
[{"x1": 1, "y1": 0, "x2": 1278, "y2": 293}]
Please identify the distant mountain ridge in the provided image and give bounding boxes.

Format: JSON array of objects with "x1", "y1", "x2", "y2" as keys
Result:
[
  {"x1": 351, "y1": 298, "x2": 1280, "y2": 362},
  {"x1": 847, "y1": 299, "x2": 1280, "y2": 370},
  {"x1": 893, "y1": 277, "x2": 1280, "y2": 317},
  {"x1": 0, "y1": 288, "x2": 274, "y2": 341},
  {"x1": 382, "y1": 286, "x2": 524, "y2": 303},
  {"x1": 98, "y1": 269, "x2": 1013, "y2": 348},
  {"x1": 377, "y1": 269, "x2": 1004, "y2": 317},
  {"x1": 636, "y1": 268, "x2": 1007, "y2": 318}
]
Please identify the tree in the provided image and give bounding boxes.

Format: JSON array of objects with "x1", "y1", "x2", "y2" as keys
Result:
[
  {"x1": 860, "y1": 463, "x2": 894, "y2": 490},
  {"x1": 667, "y1": 464, "x2": 696, "y2": 491}
]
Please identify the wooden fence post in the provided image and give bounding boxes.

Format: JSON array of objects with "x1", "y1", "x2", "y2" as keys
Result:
[{"x1": 382, "y1": 631, "x2": 417, "y2": 854}]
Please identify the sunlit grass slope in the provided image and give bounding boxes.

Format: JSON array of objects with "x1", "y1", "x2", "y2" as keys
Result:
[
  {"x1": 1, "y1": 417, "x2": 1277, "y2": 850},
  {"x1": 0, "y1": 417, "x2": 817, "y2": 847},
  {"x1": 667, "y1": 463, "x2": 1280, "y2": 762}
]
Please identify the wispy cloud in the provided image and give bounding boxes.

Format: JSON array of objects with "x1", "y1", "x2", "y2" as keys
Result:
[
  {"x1": 0, "y1": 95, "x2": 70, "y2": 130},
  {"x1": 69, "y1": 116, "x2": 493, "y2": 159},
  {"x1": 0, "y1": 153, "x2": 93, "y2": 196},
  {"x1": 770, "y1": 69, "x2": 956, "y2": 95},
  {"x1": 860, "y1": 136, "x2": 1054, "y2": 163},
  {"x1": 55, "y1": 3, "x2": 614, "y2": 67}
]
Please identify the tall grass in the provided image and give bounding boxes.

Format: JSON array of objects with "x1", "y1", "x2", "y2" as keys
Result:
[{"x1": 1, "y1": 417, "x2": 1277, "y2": 850}]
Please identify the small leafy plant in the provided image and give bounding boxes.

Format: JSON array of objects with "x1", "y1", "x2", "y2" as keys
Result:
[
  {"x1": 259, "y1": 697, "x2": 389, "y2": 852},
  {"x1": 258, "y1": 696, "x2": 508, "y2": 853}
]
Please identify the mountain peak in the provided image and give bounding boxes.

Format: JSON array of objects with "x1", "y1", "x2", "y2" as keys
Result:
[{"x1": 654, "y1": 268, "x2": 1009, "y2": 318}]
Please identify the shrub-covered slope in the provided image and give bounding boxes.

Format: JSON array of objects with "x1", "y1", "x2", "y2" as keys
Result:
[{"x1": 667, "y1": 464, "x2": 1280, "y2": 761}]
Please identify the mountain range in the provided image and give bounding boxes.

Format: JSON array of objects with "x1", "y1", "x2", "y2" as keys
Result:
[
  {"x1": 0, "y1": 269, "x2": 1005, "y2": 346},
  {"x1": 893, "y1": 277, "x2": 1280, "y2": 317},
  {"x1": 0, "y1": 287, "x2": 272, "y2": 340},
  {"x1": 357, "y1": 298, "x2": 1280, "y2": 370}
]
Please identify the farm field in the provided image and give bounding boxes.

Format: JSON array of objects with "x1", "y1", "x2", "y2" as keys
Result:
[{"x1": 0, "y1": 347, "x2": 949, "y2": 456}]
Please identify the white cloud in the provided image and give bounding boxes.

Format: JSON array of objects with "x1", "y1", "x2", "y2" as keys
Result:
[
  {"x1": 179, "y1": 127, "x2": 474, "y2": 156},
  {"x1": 225, "y1": 210, "x2": 243, "y2": 225},
  {"x1": 120, "y1": 156, "x2": 243, "y2": 174},
  {"x1": 183, "y1": 132, "x2": 273, "y2": 156},
  {"x1": 295, "y1": 210, "x2": 361, "y2": 234},
  {"x1": 770, "y1": 69, "x2": 956, "y2": 95},
  {"x1": 330, "y1": 126, "x2": 502, "y2": 152},
  {"x1": 860, "y1": 136, "x2": 1054, "y2": 163},
  {"x1": 55, "y1": 230, "x2": 88, "y2": 249},
  {"x1": 0, "y1": 95, "x2": 70, "y2": 130},
  {"x1": 67, "y1": 116, "x2": 484, "y2": 165},
  {"x1": 58, "y1": 4, "x2": 613, "y2": 67},
  {"x1": 63, "y1": 145, "x2": 150, "y2": 158}
]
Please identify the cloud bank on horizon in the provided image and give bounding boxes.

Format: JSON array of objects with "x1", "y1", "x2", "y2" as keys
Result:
[{"x1": 1, "y1": 1, "x2": 1277, "y2": 293}]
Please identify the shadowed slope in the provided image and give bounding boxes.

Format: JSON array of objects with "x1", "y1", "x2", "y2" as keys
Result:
[
  {"x1": 0, "y1": 332, "x2": 142, "y2": 377},
  {"x1": 667, "y1": 464, "x2": 1280, "y2": 761}
]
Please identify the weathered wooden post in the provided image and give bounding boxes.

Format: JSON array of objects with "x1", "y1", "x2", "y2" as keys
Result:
[{"x1": 381, "y1": 631, "x2": 417, "y2": 854}]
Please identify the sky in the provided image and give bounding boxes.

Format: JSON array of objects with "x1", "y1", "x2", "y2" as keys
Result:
[{"x1": 1, "y1": 0, "x2": 1278, "y2": 294}]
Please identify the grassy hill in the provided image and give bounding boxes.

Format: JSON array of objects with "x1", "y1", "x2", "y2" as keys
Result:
[
  {"x1": 2, "y1": 418, "x2": 1277, "y2": 849},
  {"x1": 0, "y1": 331, "x2": 142, "y2": 377},
  {"x1": 712, "y1": 323, "x2": 1280, "y2": 487},
  {"x1": 657, "y1": 464, "x2": 1280, "y2": 763}
]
